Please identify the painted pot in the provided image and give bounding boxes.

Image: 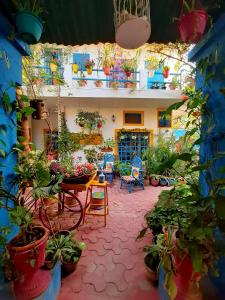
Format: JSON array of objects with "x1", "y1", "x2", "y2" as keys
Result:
[
  {"x1": 72, "y1": 63, "x2": 79, "y2": 74},
  {"x1": 178, "y1": 10, "x2": 208, "y2": 44},
  {"x1": 50, "y1": 62, "x2": 58, "y2": 73},
  {"x1": 169, "y1": 83, "x2": 175, "y2": 90},
  {"x1": 163, "y1": 69, "x2": 169, "y2": 78},
  {"x1": 61, "y1": 259, "x2": 78, "y2": 276},
  {"x1": 144, "y1": 253, "x2": 159, "y2": 284},
  {"x1": 8, "y1": 226, "x2": 50, "y2": 299},
  {"x1": 159, "y1": 178, "x2": 168, "y2": 186},
  {"x1": 97, "y1": 122, "x2": 102, "y2": 129},
  {"x1": 150, "y1": 177, "x2": 160, "y2": 187},
  {"x1": 15, "y1": 12, "x2": 43, "y2": 44},
  {"x1": 86, "y1": 66, "x2": 93, "y2": 75},
  {"x1": 125, "y1": 70, "x2": 132, "y2": 77},
  {"x1": 148, "y1": 69, "x2": 155, "y2": 78},
  {"x1": 103, "y1": 65, "x2": 111, "y2": 76}
]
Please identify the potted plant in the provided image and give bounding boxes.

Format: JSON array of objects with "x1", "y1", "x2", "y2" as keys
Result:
[
  {"x1": 109, "y1": 81, "x2": 118, "y2": 90},
  {"x1": 84, "y1": 148, "x2": 98, "y2": 163},
  {"x1": 159, "y1": 176, "x2": 168, "y2": 186},
  {"x1": 94, "y1": 80, "x2": 103, "y2": 87},
  {"x1": 169, "y1": 76, "x2": 180, "y2": 90},
  {"x1": 122, "y1": 60, "x2": 135, "y2": 77},
  {"x1": 12, "y1": 0, "x2": 44, "y2": 44},
  {"x1": 162, "y1": 66, "x2": 170, "y2": 78},
  {"x1": 52, "y1": 74, "x2": 64, "y2": 86},
  {"x1": 146, "y1": 56, "x2": 160, "y2": 77},
  {"x1": 150, "y1": 175, "x2": 160, "y2": 187},
  {"x1": 49, "y1": 56, "x2": 60, "y2": 73},
  {"x1": 72, "y1": 63, "x2": 79, "y2": 74},
  {"x1": 99, "y1": 138, "x2": 115, "y2": 152},
  {"x1": 77, "y1": 79, "x2": 87, "y2": 87},
  {"x1": 178, "y1": 0, "x2": 208, "y2": 43},
  {"x1": 144, "y1": 251, "x2": 160, "y2": 283},
  {"x1": 125, "y1": 81, "x2": 136, "y2": 89},
  {"x1": 85, "y1": 59, "x2": 95, "y2": 75},
  {"x1": 45, "y1": 233, "x2": 86, "y2": 275}
]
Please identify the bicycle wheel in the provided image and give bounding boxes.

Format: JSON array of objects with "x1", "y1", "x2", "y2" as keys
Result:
[{"x1": 39, "y1": 191, "x2": 83, "y2": 232}]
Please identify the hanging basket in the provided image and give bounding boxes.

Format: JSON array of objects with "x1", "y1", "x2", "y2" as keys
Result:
[
  {"x1": 113, "y1": 0, "x2": 151, "y2": 49},
  {"x1": 178, "y1": 10, "x2": 208, "y2": 44},
  {"x1": 72, "y1": 63, "x2": 79, "y2": 74}
]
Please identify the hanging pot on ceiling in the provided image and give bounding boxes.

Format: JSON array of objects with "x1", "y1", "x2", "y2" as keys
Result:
[
  {"x1": 30, "y1": 99, "x2": 48, "y2": 120},
  {"x1": 15, "y1": 12, "x2": 43, "y2": 44},
  {"x1": 178, "y1": 10, "x2": 208, "y2": 44}
]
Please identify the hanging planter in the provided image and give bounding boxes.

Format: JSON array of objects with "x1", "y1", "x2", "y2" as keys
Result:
[
  {"x1": 103, "y1": 65, "x2": 111, "y2": 76},
  {"x1": 30, "y1": 99, "x2": 48, "y2": 120},
  {"x1": 162, "y1": 66, "x2": 170, "y2": 79},
  {"x1": 85, "y1": 59, "x2": 95, "y2": 75},
  {"x1": 50, "y1": 60, "x2": 59, "y2": 73},
  {"x1": 146, "y1": 56, "x2": 160, "y2": 77},
  {"x1": 15, "y1": 11, "x2": 43, "y2": 44},
  {"x1": 178, "y1": 10, "x2": 208, "y2": 44},
  {"x1": 94, "y1": 80, "x2": 103, "y2": 88},
  {"x1": 72, "y1": 63, "x2": 79, "y2": 74}
]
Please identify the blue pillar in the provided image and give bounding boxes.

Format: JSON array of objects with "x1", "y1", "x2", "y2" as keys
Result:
[
  {"x1": 0, "y1": 11, "x2": 30, "y2": 241},
  {"x1": 189, "y1": 13, "x2": 225, "y2": 296}
]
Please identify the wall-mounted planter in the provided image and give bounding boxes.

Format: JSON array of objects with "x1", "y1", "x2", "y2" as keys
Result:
[
  {"x1": 16, "y1": 12, "x2": 43, "y2": 44},
  {"x1": 178, "y1": 10, "x2": 208, "y2": 44},
  {"x1": 30, "y1": 99, "x2": 48, "y2": 120},
  {"x1": 72, "y1": 63, "x2": 79, "y2": 74}
]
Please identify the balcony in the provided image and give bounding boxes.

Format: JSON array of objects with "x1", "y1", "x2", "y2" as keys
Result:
[{"x1": 26, "y1": 66, "x2": 183, "y2": 100}]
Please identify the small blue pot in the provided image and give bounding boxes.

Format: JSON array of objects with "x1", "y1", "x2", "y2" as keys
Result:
[
  {"x1": 16, "y1": 12, "x2": 43, "y2": 44},
  {"x1": 159, "y1": 177, "x2": 168, "y2": 186}
]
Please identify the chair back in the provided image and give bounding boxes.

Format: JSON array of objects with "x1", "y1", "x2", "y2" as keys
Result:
[
  {"x1": 103, "y1": 153, "x2": 115, "y2": 167},
  {"x1": 131, "y1": 156, "x2": 143, "y2": 179}
]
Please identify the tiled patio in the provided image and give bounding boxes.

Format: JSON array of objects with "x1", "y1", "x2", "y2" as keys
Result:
[{"x1": 57, "y1": 180, "x2": 167, "y2": 300}]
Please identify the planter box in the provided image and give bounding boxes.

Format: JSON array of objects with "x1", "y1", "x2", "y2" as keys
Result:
[{"x1": 72, "y1": 133, "x2": 103, "y2": 146}]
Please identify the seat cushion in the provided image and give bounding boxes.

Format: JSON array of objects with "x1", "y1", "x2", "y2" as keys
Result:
[{"x1": 122, "y1": 175, "x2": 135, "y2": 182}]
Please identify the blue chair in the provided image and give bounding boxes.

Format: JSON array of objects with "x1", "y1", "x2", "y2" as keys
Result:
[
  {"x1": 120, "y1": 156, "x2": 144, "y2": 193},
  {"x1": 103, "y1": 153, "x2": 115, "y2": 183}
]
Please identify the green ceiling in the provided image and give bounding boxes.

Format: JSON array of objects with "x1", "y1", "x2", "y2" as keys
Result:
[{"x1": 1, "y1": 0, "x2": 224, "y2": 46}]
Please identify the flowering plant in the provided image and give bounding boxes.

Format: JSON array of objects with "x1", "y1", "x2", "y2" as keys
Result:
[
  {"x1": 50, "y1": 161, "x2": 97, "y2": 178},
  {"x1": 85, "y1": 59, "x2": 95, "y2": 69},
  {"x1": 131, "y1": 135, "x2": 137, "y2": 140}
]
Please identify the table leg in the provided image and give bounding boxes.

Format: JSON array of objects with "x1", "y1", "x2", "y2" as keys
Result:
[{"x1": 83, "y1": 187, "x2": 90, "y2": 224}]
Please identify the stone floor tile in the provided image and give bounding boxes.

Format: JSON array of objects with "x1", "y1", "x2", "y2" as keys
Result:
[
  {"x1": 112, "y1": 249, "x2": 140, "y2": 270},
  {"x1": 104, "y1": 263, "x2": 128, "y2": 292},
  {"x1": 82, "y1": 265, "x2": 107, "y2": 292}
]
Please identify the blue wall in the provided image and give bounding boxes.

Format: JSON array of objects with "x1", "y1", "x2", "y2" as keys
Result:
[
  {"x1": 0, "y1": 12, "x2": 29, "y2": 241},
  {"x1": 189, "y1": 13, "x2": 225, "y2": 297}
]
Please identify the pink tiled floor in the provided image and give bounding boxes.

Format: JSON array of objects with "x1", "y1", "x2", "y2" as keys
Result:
[{"x1": 58, "y1": 180, "x2": 167, "y2": 300}]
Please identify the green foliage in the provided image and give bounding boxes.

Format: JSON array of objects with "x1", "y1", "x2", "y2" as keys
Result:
[
  {"x1": 114, "y1": 161, "x2": 132, "y2": 176},
  {"x1": 75, "y1": 110, "x2": 105, "y2": 133},
  {"x1": 142, "y1": 133, "x2": 176, "y2": 177},
  {"x1": 12, "y1": 0, "x2": 45, "y2": 17},
  {"x1": 102, "y1": 138, "x2": 115, "y2": 149},
  {"x1": 84, "y1": 147, "x2": 98, "y2": 163},
  {"x1": 46, "y1": 232, "x2": 85, "y2": 265}
]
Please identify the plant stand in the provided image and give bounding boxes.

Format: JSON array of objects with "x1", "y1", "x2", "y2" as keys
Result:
[{"x1": 83, "y1": 180, "x2": 109, "y2": 227}]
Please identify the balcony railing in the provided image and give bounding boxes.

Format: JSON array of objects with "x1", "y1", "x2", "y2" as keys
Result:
[{"x1": 31, "y1": 66, "x2": 183, "y2": 91}]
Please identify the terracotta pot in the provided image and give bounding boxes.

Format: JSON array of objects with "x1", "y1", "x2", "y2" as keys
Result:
[
  {"x1": 8, "y1": 226, "x2": 50, "y2": 299},
  {"x1": 150, "y1": 178, "x2": 159, "y2": 187},
  {"x1": 178, "y1": 10, "x2": 208, "y2": 44},
  {"x1": 72, "y1": 63, "x2": 79, "y2": 74},
  {"x1": 97, "y1": 122, "x2": 102, "y2": 129},
  {"x1": 170, "y1": 83, "x2": 175, "y2": 90},
  {"x1": 103, "y1": 65, "x2": 111, "y2": 76},
  {"x1": 61, "y1": 260, "x2": 78, "y2": 276},
  {"x1": 101, "y1": 147, "x2": 113, "y2": 152},
  {"x1": 95, "y1": 80, "x2": 103, "y2": 87},
  {"x1": 86, "y1": 66, "x2": 93, "y2": 75}
]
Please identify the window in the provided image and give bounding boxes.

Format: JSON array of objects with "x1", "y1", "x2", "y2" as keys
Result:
[
  {"x1": 73, "y1": 53, "x2": 90, "y2": 71},
  {"x1": 123, "y1": 111, "x2": 144, "y2": 126},
  {"x1": 157, "y1": 109, "x2": 172, "y2": 128}
]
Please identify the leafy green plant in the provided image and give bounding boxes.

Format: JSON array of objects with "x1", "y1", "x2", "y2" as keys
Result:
[
  {"x1": 12, "y1": 0, "x2": 45, "y2": 17},
  {"x1": 115, "y1": 161, "x2": 132, "y2": 176},
  {"x1": 46, "y1": 233, "x2": 86, "y2": 266},
  {"x1": 75, "y1": 111, "x2": 105, "y2": 133},
  {"x1": 84, "y1": 147, "x2": 98, "y2": 163}
]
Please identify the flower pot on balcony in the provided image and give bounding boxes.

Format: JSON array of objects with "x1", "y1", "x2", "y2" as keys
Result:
[
  {"x1": 86, "y1": 66, "x2": 93, "y2": 75},
  {"x1": 15, "y1": 12, "x2": 43, "y2": 44},
  {"x1": 178, "y1": 10, "x2": 208, "y2": 44},
  {"x1": 163, "y1": 69, "x2": 169, "y2": 79},
  {"x1": 50, "y1": 62, "x2": 58, "y2": 73},
  {"x1": 72, "y1": 63, "x2": 79, "y2": 74},
  {"x1": 77, "y1": 80, "x2": 87, "y2": 87},
  {"x1": 94, "y1": 80, "x2": 103, "y2": 87},
  {"x1": 125, "y1": 70, "x2": 132, "y2": 77},
  {"x1": 8, "y1": 226, "x2": 50, "y2": 299},
  {"x1": 169, "y1": 83, "x2": 175, "y2": 90},
  {"x1": 103, "y1": 65, "x2": 111, "y2": 76}
]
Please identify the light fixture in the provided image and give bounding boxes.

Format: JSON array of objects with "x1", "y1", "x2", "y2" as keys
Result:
[
  {"x1": 112, "y1": 114, "x2": 116, "y2": 122},
  {"x1": 113, "y1": 0, "x2": 151, "y2": 49}
]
